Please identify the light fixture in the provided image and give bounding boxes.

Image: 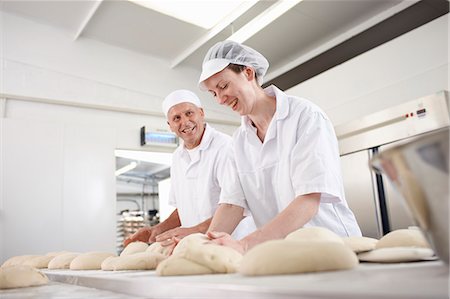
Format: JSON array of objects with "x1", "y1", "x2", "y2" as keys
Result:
[
  {"x1": 228, "y1": 0, "x2": 302, "y2": 43},
  {"x1": 129, "y1": 0, "x2": 248, "y2": 29},
  {"x1": 115, "y1": 161, "x2": 138, "y2": 176}
]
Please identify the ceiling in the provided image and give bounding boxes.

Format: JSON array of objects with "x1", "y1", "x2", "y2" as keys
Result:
[
  {"x1": 3, "y1": 0, "x2": 445, "y2": 183},
  {"x1": 0, "y1": 0, "x2": 416, "y2": 82}
]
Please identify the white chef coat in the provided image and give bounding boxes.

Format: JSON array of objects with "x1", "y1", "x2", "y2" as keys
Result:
[
  {"x1": 222, "y1": 85, "x2": 361, "y2": 237},
  {"x1": 169, "y1": 123, "x2": 256, "y2": 238}
]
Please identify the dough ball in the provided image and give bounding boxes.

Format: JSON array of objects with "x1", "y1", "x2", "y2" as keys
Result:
[
  {"x1": 0, "y1": 265, "x2": 48, "y2": 289},
  {"x1": 48, "y1": 253, "x2": 80, "y2": 269},
  {"x1": 22, "y1": 255, "x2": 54, "y2": 269},
  {"x1": 120, "y1": 241, "x2": 148, "y2": 256},
  {"x1": 70, "y1": 252, "x2": 116, "y2": 270},
  {"x1": 181, "y1": 243, "x2": 242, "y2": 273},
  {"x1": 1, "y1": 255, "x2": 39, "y2": 268},
  {"x1": 376, "y1": 229, "x2": 431, "y2": 249},
  {"x1": 146, "y1": 242, "x2": 171, "y2": 257},
  {"x1": 240, "y1": 240, "x2": 359, "y2": 276},
  {"x1": 156, "y1": 256, "x2": 213, "y2": 276},
  {"x1": 155, "y1": 233, "x2": 242, "y2": 276},
  {"x1": 286, "y1": 227, "x2": 344, "y2": 244},
  {"x1": 101, "y1": 252, "x2": 165, "y2": 271},
  {"x1": 342, "y1": 236, "x2": 378, "y2": 253},
  {"x1": 172, "y1": 233, "x2": 209, "y2": 256},
  {"x1": 358, "y1": 247, "x2": 435, "y2": 263},
  {"x1": 113, "y1": 252, "x2": 166, "y2": 271}
]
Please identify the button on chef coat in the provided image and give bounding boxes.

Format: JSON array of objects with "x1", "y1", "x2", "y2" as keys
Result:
[
  {"x1": 223, "y1": 85, "x2": 361, "y2": 237},
  {"x1": 169, "y1": 123, "x2": 256, "y2": 237}
]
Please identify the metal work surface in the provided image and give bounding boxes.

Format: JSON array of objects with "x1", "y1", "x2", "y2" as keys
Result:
[{"x1": 27, "y1": 261, "x2": 448, "y2": 299}]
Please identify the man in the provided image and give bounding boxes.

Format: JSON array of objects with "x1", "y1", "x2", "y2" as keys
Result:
[{"x1": 124, "y1": 89, "x2": 254, "y2": 247}]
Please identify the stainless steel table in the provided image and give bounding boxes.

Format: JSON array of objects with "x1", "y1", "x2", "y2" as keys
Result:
[{"x1": 1, "y1": 261, "x2": 448, "y2": 299}]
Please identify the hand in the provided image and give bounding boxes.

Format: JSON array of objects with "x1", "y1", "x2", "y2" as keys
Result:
[
  {"x1": 123, "y1": 225, "x2": 161, "y2": 247},
  {"x1": 207, "y1": 231, "x2": 246, "y2": 254},
  {"x1": 155, "y1": 227, "x2": 199, "y2": 244}
]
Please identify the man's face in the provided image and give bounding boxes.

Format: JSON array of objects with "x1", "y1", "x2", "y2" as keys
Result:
[{"x1": 167, "y1": 102, "x2": 205, "y2": 149}]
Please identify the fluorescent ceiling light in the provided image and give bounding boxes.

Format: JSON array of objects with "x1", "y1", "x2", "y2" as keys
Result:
[
  {"x1": 129, "y1": 0, "x2": 248, "y2": 29},
  {"x1": 115, "y1": 161, "x2": 138, "y2": 176},
  {"x1": 228, "y1": 0, "x2": 302, "y2": 43}
]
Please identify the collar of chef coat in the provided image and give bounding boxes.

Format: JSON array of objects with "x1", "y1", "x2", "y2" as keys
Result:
[
  {"x1": 179, "y1": 123, "x2": 213, "y2": 165},
  {"x1": 240, "y1": 85, "x2": 290, "y2": 143}
]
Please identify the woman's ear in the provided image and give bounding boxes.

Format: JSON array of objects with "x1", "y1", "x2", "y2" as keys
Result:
[{"x1": 244, "y1": 67, "x2": 256, "y2": 82}]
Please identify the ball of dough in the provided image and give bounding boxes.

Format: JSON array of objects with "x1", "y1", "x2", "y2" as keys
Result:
[
  {"x1": 342, "y1": 236, "x2": 378, "y2": 253},
  {"x1": 48, "y1": 253, "x2": 80, "y2": 269},
  {"x1": 101, "y1": 252, "x2": 165, "y2": 271},
  {"x1": 358, "y1": 247, "x2": 435, "y2": 263},
  {"x1": 120, "y1": 241, "x2": 148, "y2": 256},
  {"x1": 22, "y1": 255, "x2": 54, "y2": 269},
  {"x1": 240, "y1": 240, "x2": 359, "y2": 276},
  {"x1": 286, "y1": 227, "x2": 344, "y2": 244},
  {"x1": 172, "y1": 233, "x2": 209, "y2": 256},
  {"x1": 70, "y1": 252, "x2": 116, "y2": 270},
  {"x1": 181, "y1": 243, "x2": 242, "y2": 273},
  {"x1": 1, "y1": 255, "x2": 39, "y2": 268},
  {"x1": 376, "y1": 229, "x2": 430, "y2": 249},
  {"x1": 156, "y1": 256, "x2": 213, "y2": 276},
  {"x1": 146, "y1": 242, "x2": 171, "y2": 257},
  {"x1": 0, "y1": 265, "x2": 48, "y2": 289}
]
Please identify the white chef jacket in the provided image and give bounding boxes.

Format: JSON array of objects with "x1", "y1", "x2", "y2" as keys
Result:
[
  {"x1": 169, "y1": 123, "x2": 256, "y2": 238},
  {"x1": 222, "y1": 85, "x2": 361, "y2": 237}
]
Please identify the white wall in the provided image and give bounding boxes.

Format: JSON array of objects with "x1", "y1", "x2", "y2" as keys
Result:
[
  {"x1": 287, "y1": 14, "x2": 449, "y2": 126},
  {"x1": 0, "y1": 11, "x2": 239, "y2": 263}
]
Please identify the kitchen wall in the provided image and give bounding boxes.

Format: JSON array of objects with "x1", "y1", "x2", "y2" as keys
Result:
[
  {"x1": 287, "y1": 14, "x2": 449, "y2": 126},
  {"x1": 0, "y1": 11, "x2": 238, "y2": 263},
  {"x1": 0, "y1": 10, "x2": 448, "y2": 263}
]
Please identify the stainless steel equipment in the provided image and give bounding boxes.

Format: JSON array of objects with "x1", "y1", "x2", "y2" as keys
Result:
[
  {"x1": 370, "y1": 128, "x2": 449, "y2": 263},
  {"x1": 336, "y1": 91, "x2": 450, "y2": 239}
]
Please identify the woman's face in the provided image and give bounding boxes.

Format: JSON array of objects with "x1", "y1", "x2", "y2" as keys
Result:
[{"x1": 203, "y1": 67, "x2": 257, "y2": 116}]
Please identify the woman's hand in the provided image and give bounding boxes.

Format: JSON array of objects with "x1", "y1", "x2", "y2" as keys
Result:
[{"x1": 207, "y1": 231, "x2": 247, "y2": 254}]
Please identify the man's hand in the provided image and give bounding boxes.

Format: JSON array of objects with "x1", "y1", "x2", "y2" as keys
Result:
[
  {"x1": 155, "y1": 227, "x2": 200, "y2": 244},
  {"x1": 207, "y1": 231, "x2": 246, "y2": 254},
  {"x1": 123, "y1": 225, "x2": 161, "y2": 247}
]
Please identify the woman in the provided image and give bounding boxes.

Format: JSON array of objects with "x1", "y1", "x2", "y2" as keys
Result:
[{"x1": 198, "y1": 40, "x2": 361, "y2": 254}]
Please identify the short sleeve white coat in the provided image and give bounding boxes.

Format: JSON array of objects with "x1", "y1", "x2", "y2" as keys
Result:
[
  {"x1": 224, "y1": 85, "x2": 361, "y2": 237},
  {"x1": 169, "y1": 124, "x2": 256, "y2": 238}
]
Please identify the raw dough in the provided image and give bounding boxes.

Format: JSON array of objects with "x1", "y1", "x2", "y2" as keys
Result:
[
  {"x1": 101, "y1": 252, "x2": 165, "y2": 271},
  {"x1": 285, "y1": 227, "x2": 344, "y2": 244},
  {"x1": 146, "y1": 242, "x2": 171, "y2": 257},
  {"x1": 358, "y1": 247, "x2": 435, "y2": 263},
  {"x1": 156, "y1": 256, "x2": 213, "y2": 276},
  {"x1": 120, "y1": 241, "x2": 148, "y2": 256},
  {"x1": 240, "y1": 240, "x2": 359, "y2": 276},
  {"x1": 48, "y1": 253, "x2": 80, "y2": 269},
  {"x1": 156, "y1": 233, "x2": 242, "y2": 276},
  {"x1": 22, "y1": 255, "x2": 54, "y2": 269},
  {"x1": 0, "y1": 265, "x2": 48, "y2": 289},
  {"x1": 70, "y1": 252, "x2": 116, "y2": 270},
  {"x1": 342, "y1": 236, "x2": 378, "y2": 253},
  {"x1": 376, "y1": 229, "x2": 430, "y2": 249},
  {"x1": 1, "y1": 255, "x2": 39, "y2": 268},
  {"x1": 172, "y1": 233, "x2": 209, "y2": 256}
]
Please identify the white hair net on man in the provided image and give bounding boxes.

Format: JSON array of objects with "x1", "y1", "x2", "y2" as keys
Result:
[{"x1": 198, "y1": 40, "x2": 269, "y2": 90}]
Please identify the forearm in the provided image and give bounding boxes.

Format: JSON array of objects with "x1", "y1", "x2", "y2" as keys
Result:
[
  {"x1": 242, "y1": 193, "x2": 320, "y2": 251},
  {"x1": 208, "y1": 203, "x2": 245, "y2": 234},
  {"x1": 192, "y1": 217, "x2": 212, "y2": 233},
  {"x1": 155, "y1": 209, "x2": 181, "y2": 233}
]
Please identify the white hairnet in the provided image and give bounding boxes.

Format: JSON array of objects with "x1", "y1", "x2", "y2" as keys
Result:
[
  {"x1": 198, "y1": 40, "x2": 269, "y2": 90},
  {"x1": 162, "y1": 89, "x2": 202, "y2": 118}
]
